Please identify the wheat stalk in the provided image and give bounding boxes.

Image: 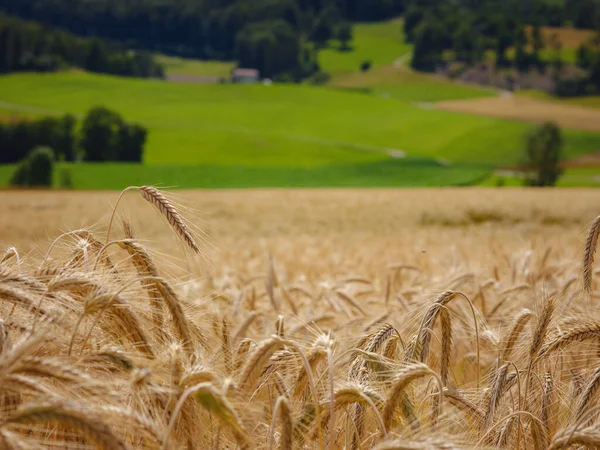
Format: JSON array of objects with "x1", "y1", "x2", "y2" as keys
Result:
[
  {"x1": 584, "y1": 214, "x2": 600, "y2": 293},
  {"x1": 1, "y1": 399, "x2": 129, "y2": 449},
  {"x1": 382, "y1": 362, "x2": 442, "y2": 430},
  {"x1": 269, "y1": 396, "x2": 293, "y2": 450}
]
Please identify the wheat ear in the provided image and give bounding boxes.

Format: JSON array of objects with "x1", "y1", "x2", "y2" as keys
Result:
[
  {"x1": 539, "y1": 321, "x2": 600, "y2": 360},
  {"x1": 382, "y1": 363, "x2": 442, "y2": 430},
  {"x1": 1, "y1": 399, "x2": 128, "y2": 450},
  {"x1": 584, "y1": 214, "x2": 600, "y2": 293},
  {"x1": 106, "y1": 186, "x2": 199, "y2": 253},
  {"x1": 501, "y1": 308, "x2": 532, "y2": 362}
]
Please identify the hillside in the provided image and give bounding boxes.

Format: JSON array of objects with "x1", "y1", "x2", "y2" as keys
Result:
[{"x1": 0, "y1": 72, "x2": 599, "y2": 188}]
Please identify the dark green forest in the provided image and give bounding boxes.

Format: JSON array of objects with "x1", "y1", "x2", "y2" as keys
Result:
[
  {"x1": 0, "y1": 14, "x2": 164, "y2": 77},
  {"x1": 0, "y1": 0, "x2": 405, "y2": 79},
  {"x1": 2, "y1": 0, "x2": 600, "y2": 83}
]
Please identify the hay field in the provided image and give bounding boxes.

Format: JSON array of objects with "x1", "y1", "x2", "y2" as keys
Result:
[
  {"x1": 1, "y1": 187, "x2": 600, "y2": 449},
  {"x1": 436, "y1": 95, "x2": 600, "y2": 133}
]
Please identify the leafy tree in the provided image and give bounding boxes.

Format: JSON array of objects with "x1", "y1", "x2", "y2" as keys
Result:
[
  {"x1": 548, "y1": 32, "x2": 564, "y2": 71},
  {"x1": 28, "y1": 146, "x2": 55, "y2": 186},
  {"x1": 117, "y1": 123, "x2": 147, "y2": 162},
  {"x1": 411, "y1": 19, "x2": 444, "y2": 72},
  {"x1": 531, "y1": 24, "x2": 545, "y2": 68},
  {"x1": 576, "y1": 42, "x2": 595, "y2": 69},
  {"x1": 57, "y1": 114, "x2": 76, "y2": 161},
  {"x1": 235, "y1": 20, "x2": 301, "y2": 78},
  {"x1": 79, "y1": 107, "x2": 123, "y2": 162},
  {"x1": 10, "y1": 146, "x2": 54, "y2": 187},
  {"x1": 523, "y1": 122, "x2": 563, "y2": 187},
  {"x1": 514, "y1": 24, "x2": 529, "y2": 72},
  {"x1": 454, "y1": 24, "x2": 479, "y2": 63},
  {"x1": 336, "y1": 22, "x2": 352, "y2": 50},
  {"x1": 360, "y1": 60, "x2": 371, "y2": 72}
]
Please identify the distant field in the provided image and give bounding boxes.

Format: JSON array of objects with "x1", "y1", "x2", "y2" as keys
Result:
[
  {"x1": 482, "y1": 167, "x2": 600, "y2": 187},
  {"x1": 320, "y1": 18, "x2": 496, "y2": 103},
  {"x1": 331, "y1": 66, "x2": 495, "y2": 102},
  {"x1": 517, "y1": 90, "x2": 600, "y2": 110},
  {"x1": 318, "y1": 18, "x2": 411, "y2": 74},
  {"x1": 1, "y1": 72, "x2": 600, "y2": 188},
  {"x1": 0, "y1": 160, "x2": 491, "y2": 189},
  {"x1": 156, "y1": 55, "x2": 235, "y2": 79},
  {"x1": 436, "y1": 95, "x2": 600, "y2": 133}
]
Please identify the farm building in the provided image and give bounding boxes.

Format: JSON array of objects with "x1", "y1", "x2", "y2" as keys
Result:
[{"x1": 231, "y1": 68, "x2": 260, "y2": 83}]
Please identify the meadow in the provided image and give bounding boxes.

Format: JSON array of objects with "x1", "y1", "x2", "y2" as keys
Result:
[
  {"x1": 156, "y1": 55, "x2": 235, "y2": 79},
  {"x1": 1, "y1": 187, "x2": 600, "y2": 449},
  {"x1": 317, "y1": 18, "x2": 411, "y2": 74},
  {"x1": 1, "y1": 72, "x2": 600, "y2": 189}
]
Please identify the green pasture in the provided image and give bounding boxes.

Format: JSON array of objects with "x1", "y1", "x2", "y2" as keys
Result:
[
  {"x1": 1, "y1": 71, "x2": 600, "y2": 188},
  {"x1": 156, "y1": 55, "x2": 235, "y2": 79},
  {"x1": 318, "y1": 18, "x2": 411, "y2": 74},
  {"x1": 0, "y1": 160, "x2": 490, "y2": 189},
  {"x1": 481, "y1": 167, "x2": 600, "y2": 187},
  {"x1": 3, "y1": 72, "x2": 599, "y2": 167}
]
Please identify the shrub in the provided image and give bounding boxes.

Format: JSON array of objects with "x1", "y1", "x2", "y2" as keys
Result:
[
  {"x1": 360, "y1": 60, "x2": 372, "y2": 72},
  {"x1": 10, "y1": 146, "x2": 55, "y2": 187},
  {"x1": 523, "y1": 122, "x2": 563, "y2": 187}
]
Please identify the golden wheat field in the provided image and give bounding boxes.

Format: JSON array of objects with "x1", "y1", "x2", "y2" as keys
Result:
[{"x1": 2, "y1": 187, "x2": 600, "y2": 449}]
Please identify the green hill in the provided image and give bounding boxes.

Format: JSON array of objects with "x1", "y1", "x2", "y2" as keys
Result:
[{"x1": 0, "y1": 71, "x2": 599, "y2": 189}]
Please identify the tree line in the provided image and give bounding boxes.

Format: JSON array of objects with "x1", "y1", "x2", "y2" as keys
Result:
[
  {"x1": 0, "y1": 107, "x2": 148, "y2": 165},
  {"x1": 0, "y1": 0, "x2": 405, "y2": 79},
  {"x1": 0, "y1": 13, "x2": 164, "y2": 77},
  {"x1": 405, "y1": 0, "x2": 600, "y2": 96}
]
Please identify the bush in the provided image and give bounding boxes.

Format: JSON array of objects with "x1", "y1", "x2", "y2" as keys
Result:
[
  {"x1": 360, "y1": 61, "x2": 372, "y2": 72},
  {"x1": 523, "y1": 122, "x2": 563, "y2": 187},
  {"x1": 10, "y1": 146, "x2": 55, "y2": 187}
]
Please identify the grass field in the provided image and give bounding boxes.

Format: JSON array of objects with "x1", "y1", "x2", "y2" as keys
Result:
[
  {"x1": 0, "y1": 160, "x2": 491, "y2": 189},
  {"x1": 156, "y1": 55, "x2": 235, "y2": 79},
  {"x1": 1, "y1": 72, "x2": 599, "y2": 188},
  {"x1": 318, "y1": 18, "x2": 411, "y2": 74},
  {"x1": 3, "y1": 72, "x2": 600, "y2": 169},
  {"x1": 0, "y1": 187, "x2": 599, "y2": 449},
  {"x1": 331, "y1": 66, "x2": 496, "y2": 102}
]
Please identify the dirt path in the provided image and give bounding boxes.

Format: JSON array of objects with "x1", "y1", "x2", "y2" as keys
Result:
[{"x1": 436, "y1": 95, "x2": 600, "y2": 132}]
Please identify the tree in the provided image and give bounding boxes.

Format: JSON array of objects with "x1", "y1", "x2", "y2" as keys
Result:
[
  {"x1": 10, "y1": 146, "x2": 54, "y2": 187},
  {"x1": 79, "y1": 106, "x2": 123, "y2": 162},
  {"x1": 411, "y1": 19, "x2": 444, "y2": 72},
  {"x1": 548, "y1": 32, "x2": 563, "y2": 71},
  {"x1": 576, "y1": 43, "x2": 595, "y2": 69},
  {"x1": 523, "y1": 122, "x2": 563, "y2": 187},
  {"x1": 336, "y1": 22, "x2": 352, "y2": 50},
  {"x1": 531, "y1": 24, "x2": 545, "y2": 69},
  {"x1": 28, "y1": 146, "x2": 54, "y2": 186},
  {"x1": 514, "y1": 24, "x2": 529, "y2": 72},
  {"x1": 56, "y1": 114, "x2": 76, "y2": 161},
  {"x1": 235, "y1": 20, "x2": 301, "y2": 79},
  {"x1": 454, "y1": 24, "x2": 477, "y2": 63},
  {"x1": 117, "y1": 123, "x2": 147, "y2": 162}
]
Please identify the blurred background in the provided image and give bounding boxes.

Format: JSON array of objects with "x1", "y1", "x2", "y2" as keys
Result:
[{"x1": 0, "y1": 0, "x2": 600, "y2": 190}]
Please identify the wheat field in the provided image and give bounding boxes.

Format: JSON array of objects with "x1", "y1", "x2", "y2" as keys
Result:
[{"x1": 1, "y1": 187, "x2": 600, "y2": 449}]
